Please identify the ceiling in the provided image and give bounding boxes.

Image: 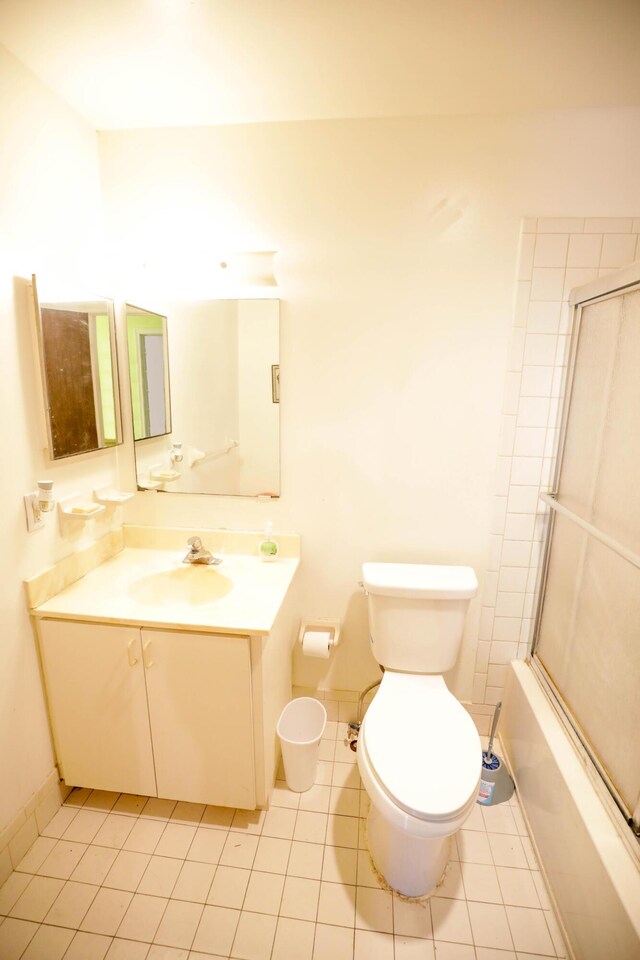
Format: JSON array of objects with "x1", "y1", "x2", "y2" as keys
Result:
[{"x1": 1, "y1": 0, "x2": 640, "y2": 130}]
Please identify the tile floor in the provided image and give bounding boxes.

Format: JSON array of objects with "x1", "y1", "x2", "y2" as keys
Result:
[{"x1": 0, "y1": 719, "x2": 567, "y2": 960}]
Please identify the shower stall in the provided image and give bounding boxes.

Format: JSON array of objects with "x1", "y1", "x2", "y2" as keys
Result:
[{"x1": 502, "y1": 261, "x2": 640, "y2": 960}]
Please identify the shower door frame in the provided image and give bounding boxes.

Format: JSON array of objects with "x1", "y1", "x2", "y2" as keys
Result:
[{"x1": 529, "y1": 260, "x2": 640, "y2": 848}]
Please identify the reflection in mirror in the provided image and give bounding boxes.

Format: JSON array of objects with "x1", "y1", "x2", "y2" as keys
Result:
[
  {"x1": 129, "y1": 300, "x2": 279, "y2": 498},
  {"x1": 32, "y1": 275, "x2": 122, "y2": 460},
  {"x1": 126, "y1": 307, "x2": 171, "y2": 440}
]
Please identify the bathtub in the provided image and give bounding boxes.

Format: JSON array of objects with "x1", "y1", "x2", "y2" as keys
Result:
[{"x1": 501, "y1": 660, "x2": 640, "y2": 960}]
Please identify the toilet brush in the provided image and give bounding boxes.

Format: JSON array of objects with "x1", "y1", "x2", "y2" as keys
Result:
[{"x1": 477, "y1": 701, "x2": 515, "y2": 806}]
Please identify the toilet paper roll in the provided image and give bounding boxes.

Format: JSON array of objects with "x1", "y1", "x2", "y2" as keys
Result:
[{"x1": 302, "y1": 630, "x2": 332, "y2": 658}]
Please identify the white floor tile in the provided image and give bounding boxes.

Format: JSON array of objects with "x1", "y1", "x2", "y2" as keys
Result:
[
  {"x1": 116, "y1": 892, "x2": 167, "y2": 941},
  {"x1": 353, "y1": 928, "x2": 394, "y2": 960},
  {"x1": 219, "y1": 833, "x2": 259, "y2": 869},
  {"x1": 505, "y1": 905, "x2": 555, "y2": 955},
  {"x1": 70, "y1": 845, "x2": 119, "y2": 885},
  {"x1": 230, "y1": 909, "x2": 277, "y2": 960},
  {"x1": 468, "y1": 900, "x2": 514, "y2": 950},
  {"x1": 104, "y1": 850, "x2": 151, "y2": 892},
  {"x1": 37, "y1": 840, "x2": 88, "y2": 880},
  {"x1": 191, "y1": 904, "x2": 240, "y2": 955},
  {"x1": 40, "y1": 807, "x2": 79, "y2": 839},
  {"x1": 496, "y1": 867, "x2": 540, "y2": 907},
  {"x1": 317, "y1": 881, "x2": 356, "y2": 928},
  {"x1": 112, "y1": 794, "x2": 149, "y2": 817},
  {"x1": 271, "y1": 916, "x2": 315, "y2": 960},
  {"x1": 392, "y1": 896, "x2": 432, "y2": 939},
  {"x1": 243, "y1": 871, "x2": 285, "y2": 915},
  {"x1": 62, "y1": 810, "x2": 107, "y2": 844},
  {"x1": 138, "y1": 856, "x2": 183, "y2": 897},
  {"x1": 154, "y1": 898, "x2": 204, "y2": 949},
  {"x1": 81, "y1": 886, "x2": 133, "y2": 936},
  {"x1": 0, "y1": 870, "x2": 32, "y2": 915},
  {"x1": 170, "y1": 802, "x2": 205, "y2": 826},
  {"x1": 0, "y1": 917, "x2": 39, "y2": 960},
  {"x1": 15, "y1": 836, "x2": 57, "y2": 874},
  {"x1": 230, "y1": 810, "x2": 266, "y2": 835},
  {"x1": 207, "y1": 866, "x2": 250, "y2": 909},
  {"x1": 10, "y1": 875, "x2": 64, "y2": 922},
  {"x1": 326, "y1": 815, "x2": 359, "y2": 849},
  {"x1": 457, "y1": 830, "x2": 493, "y2": 865},
  {"x1": 432, "y1": 942, "x2": 476, "y2": 960},
  {"x1": 287, "y1": 841, "x2": 324, "y2": 880},
  {"x1": 355, "y1": 850, "x2": 383, "y2": 889},
  {"x1": 437, "y1": 860, "x2": 465, "y2": 900},
  {"x1": 354, "y1": 886, "x2": 393, "y2": 933},
  {"x1": 122, "y1": 819, "x2": 166, "y2": 855},
  {"x1": 64, "y1": 930, "x2": 112, "y2": 959},
  {"x1": 488, "y1": 834, "x2": 529, "y2": 869},
  {"x1": 148, "y1": 945, "x2": 188, "y2": 960},
  {"x1": 200, "y1": 806, "x2": 235, "y2": 829},
  {"x1": 85, "y1": 791, "x2": 120, "y2": 813},
  {"x1": 141, "y1": 799, "x2": 177, "y2": 821},
  {"x1": 186, "y1": 828, "x2": 226, "y2": 865},
  {"x1": 93, "y1": 814, "x2": 136, "y2": 849},
  {"x1": 393, "y1": 934, "x2": 435, "y2": 959},
  {"x1": 293, "y1": 812, "x2": 328, "y2": 845},
  {"x1": 460, "y1": 862, "x2": 503, "y2": 904},
  {"x1": 270, "y1": 783, "x2": 300, "y2": 809},
  {"x1": 313, "y1": 922, "x2": 354, "y2": 960},
  {"x1": 44, "y1": 879, "x2": 98, "y2": 928},
  {"x1": 321, "y1": 845, "x2": 357, "y2": 884},
  {"x1": 21, "y1": 923, "x2": 74, "y2": 959},
  {"x1": 430, "y1": 896, "x2": 473, "y2": 944},
  {"x1": 280, "y1": 876, "x2": 320, "y2": 921},
  {"x1": 105, "y1": 938, "x2": 151, "y2": 958},
  {"x1": 261, "y1": 808, "x2": 297, "y2": 839},
  {"x1": 155, "y1": 824, "x2": 197, "y2": 860},
  {"x1": 172, "y1": 861, "x2": 216, "y2": 904},
  {"x1": 252, "y1": 836, "x2": 291, "y2": 875}
]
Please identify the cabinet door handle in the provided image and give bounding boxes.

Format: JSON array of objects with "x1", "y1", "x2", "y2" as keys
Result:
[
  {"x1": 143, "y1": 641, "x2": 154, "y2": 669},
  {"x1": 127, "y1": 638, "x2": 139, "y2": 667}
]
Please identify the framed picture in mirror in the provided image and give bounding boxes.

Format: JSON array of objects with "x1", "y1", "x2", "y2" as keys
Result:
[{"x1": 31, "y1": 274, "x2": 122, "y2": 460}]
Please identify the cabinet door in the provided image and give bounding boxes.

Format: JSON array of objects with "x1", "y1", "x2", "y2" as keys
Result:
[
  {"x1": 38, "y1": 619, "x2": 157, "y2": 796},
  {"x1": 142, "y1": 629, "x2": 255, "y2": 808}
]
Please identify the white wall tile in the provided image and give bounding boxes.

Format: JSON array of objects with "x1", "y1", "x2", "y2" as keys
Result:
[
  {"x1": 494, "y1": 458, "x2": 512, "y2": 496},
  {"x1": 500, "y1": 539, "x2": 532, "y2": 567},
  {"x1": 563, "y1": 267, "x2": 598, "y2": 298},
  {"x1": 475, "y1": 641, "x2": 491, "y2": 673},
  {"x1": 517, "y1": 235, "x2": 535, "y2": 281},
  {"x1": 489, "y1": 497, "x2": 507, "y2": 535},
  {"x1": 492, "y1": 617, "x2": 522, "y2": 642},
  {"x1": 489, "y1": 641, "x2": 519, "y2": 664},
  {"x1": 516, "y1": 397, "x2": 550, "y2": 428},
  {"x1": 478, "y1": 608, "x2": 495, "y2": 642},
  {"x1": 527, "y1": 301, "x2": 560, "y2": 334},
  {"x1": 600, "y1": 233, "x2": 637, "y2": 268},
  {"x1": 567, "y1": 233, "x2": 602, "y2": 267},
  {"x1": 498, "y1": 567, "x2": 528, "y2": 592},
  {"x1": 537, "y1": 218, "x2": 584, "y2": 233},
  {"x1": 507, "y1": 329, "x2": 526, "y2": 371},
  {"x1": 484, "y1": 686, "x2": 502, "y2": 706},
  {"x1": 506, "y1": 486, "x2": 539, "y2": 514},
  {"x1": 502, "y1": 372, "x2": 521, "y2": 415},
  {"x1": 533, "y1": 234, "x2": 568, "y2": 268},
  {"x1": 513, "y1": 282, "x2": 532, "y2": 327},
  {"x1": 584, "y1": 217, "x2": 632, "y2": 233},
  {"x1": 487, "y1": 664, "x2": 508, "y2": 687},
  {"x1": 483, "y1": 572, "x2": 499, "y2": 607},
  {"x1": 520, "y1": 366, "x2": 553, "y2": 397},
  {"x1": 510, "y1": 457, "x2": 542, "y2": 486},
  {"x1": 497, "y1": 416, "x2": 516, "y2": 456},
  {"x1": 503, "y1": 513, "x2": 535, "y2": 541},
  {"x1": 513, "y1": 427, "x2": 546, "y2": 457},
  {"x1": 495, "y1": 592, "x2": 525, "y2": 618},
  {"x1": 554, "y1": 335, "x2": 569, "y2": 366},
  {"x1": 472, "y1": 674, "x2": 487, "y2": 703},
  {"x1": 523, "y1": 334, "x2": 557, "y2": 366},
  {"x1": 530, "y1": 268, "x2": 565, "y2": 301}
]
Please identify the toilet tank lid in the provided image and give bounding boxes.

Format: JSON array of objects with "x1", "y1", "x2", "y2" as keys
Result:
[{"x1": 362, "y1": 562, "x2": 478, "y2": 599}]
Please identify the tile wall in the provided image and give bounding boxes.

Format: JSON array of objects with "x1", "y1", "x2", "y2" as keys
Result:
[{"x1": 470, "y1": 216, "x2": 640, "y2": 730}]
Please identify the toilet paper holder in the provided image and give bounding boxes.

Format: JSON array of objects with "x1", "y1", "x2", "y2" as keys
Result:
[{"x1": 298, "y1": 619, "x2": 341, "y2": 649}]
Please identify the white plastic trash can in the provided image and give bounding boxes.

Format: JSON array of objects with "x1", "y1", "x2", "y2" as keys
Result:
[{"x1": 277, "y1": 697, "x2": 327, "y2": 792}]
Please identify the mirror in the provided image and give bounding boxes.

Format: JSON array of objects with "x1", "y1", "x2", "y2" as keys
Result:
[
  {"x1": 32, "y1": 275, "x2": 122, "y2": 460},
  {"x1": 127, "y1": 299, "x2": 280, "y2": 498},
  {"x1": 126, "y1": 307, "x2": 171, "y2": 440}
]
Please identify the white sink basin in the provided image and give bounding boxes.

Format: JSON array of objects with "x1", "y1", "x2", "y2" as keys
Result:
[{"x1": 127, "y1": 565, "x2": 233, "y2": 608}]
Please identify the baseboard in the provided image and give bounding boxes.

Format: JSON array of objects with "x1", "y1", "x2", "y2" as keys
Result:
[{"x1": 0, "y1": 769, "x2": 71, "y2": 886}]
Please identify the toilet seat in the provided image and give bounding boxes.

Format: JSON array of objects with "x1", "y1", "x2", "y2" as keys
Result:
[{"x1": 361, "y1": 671, "x2": 480, "y2": 822}]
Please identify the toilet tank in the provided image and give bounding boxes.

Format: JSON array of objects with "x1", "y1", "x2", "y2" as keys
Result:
[{"x1": 362, "y1": 562, "x2": 478, "y2": 673}]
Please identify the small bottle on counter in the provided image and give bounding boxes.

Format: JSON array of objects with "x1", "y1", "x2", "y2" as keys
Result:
[{"x1": 258, "y1": 521, "x2": 279, "y2": 562}]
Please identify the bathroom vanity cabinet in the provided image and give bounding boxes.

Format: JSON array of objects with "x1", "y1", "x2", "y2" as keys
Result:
[
  {"x1": 27, "y1": 529, "x2": 301, "y2": 811},
  {"x1": 38, "y1": 620, "x2": 256, "y2": 808}
]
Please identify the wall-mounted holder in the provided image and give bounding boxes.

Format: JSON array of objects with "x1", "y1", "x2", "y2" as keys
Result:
[
  {"x1": 58, "y1": 494, "x2": 105, "y2": 522},
  {"x1": 137, "y1": 478, "x2": 162, "y2": 491},
  {"x1": 150, "y1": 465, "x2": 181, "y2": 483},
  {"x1": 298, "y1": 619, "x2": 341, "y2": 659},
  {"x1": 93, "y1": 486, "x2": 135, "y2": 506},
  {"x1": 24, "y1": 480, "x2": 55, "y2": 532},
  {"x1": 170, "y1": 441, "x2": 184, "y2": 466}
]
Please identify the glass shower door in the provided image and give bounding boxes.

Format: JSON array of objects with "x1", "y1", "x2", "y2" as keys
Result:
[{"x1": 533, "y1": 286, "x2": 640, "y2": 834}]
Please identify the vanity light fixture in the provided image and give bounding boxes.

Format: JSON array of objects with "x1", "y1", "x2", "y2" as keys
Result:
[{"x1": 24, "y1": 480, "x2": 55, "y2": 532}]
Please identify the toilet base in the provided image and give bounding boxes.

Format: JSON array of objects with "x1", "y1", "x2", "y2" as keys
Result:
[{"x1": 367, "y1": 802, "x2": 451, "y2": 898}]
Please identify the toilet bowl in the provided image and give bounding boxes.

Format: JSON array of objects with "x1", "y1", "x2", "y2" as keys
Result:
[
  {"x1": 357, "y1": 671, "x2": 480, "y2": 896},
  {"x1": 358, "y1": 561, "x2": 480, "y2": 897}
]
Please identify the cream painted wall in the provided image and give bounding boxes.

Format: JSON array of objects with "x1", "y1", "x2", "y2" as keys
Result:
[
  {"x1": 99, "y1": 109, "x2": 640, "y2": 699},
  {"x1": 0, "y1": 45, "x2": 121, "y2": 832}
]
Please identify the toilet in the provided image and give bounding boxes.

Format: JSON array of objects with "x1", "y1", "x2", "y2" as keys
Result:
[{"x1": 357, "y1": 561, "x2": 481, "y2": 898}]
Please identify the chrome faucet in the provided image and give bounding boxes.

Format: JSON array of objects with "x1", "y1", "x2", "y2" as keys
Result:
[{"x1": 182, "y1": 536, "x2": 222, "y2": 565}]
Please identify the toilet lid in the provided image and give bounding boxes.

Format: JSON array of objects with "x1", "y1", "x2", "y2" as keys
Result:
[{"x1": 363, "y1": 674, "x2": 481, "y2": 821}]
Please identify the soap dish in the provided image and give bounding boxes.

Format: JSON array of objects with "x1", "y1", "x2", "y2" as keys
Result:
[
  {"x1": 94, "y1": 486, "x2": 135, "y2": 505},
  {"x1": 58, "y1": 495, "x2": 106, "y2": 520},
  {"x1": 150, "y1": 466, "x2": 181, "y2": 482}
]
